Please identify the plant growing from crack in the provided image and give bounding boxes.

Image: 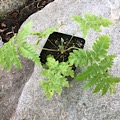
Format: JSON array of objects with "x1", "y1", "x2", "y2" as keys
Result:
[
  {"x1": 0, "y1": 14, "x2": 120, "y2": 99},
  {"x1": 39, "y1": 14, "x2": 120, "y2": 99}
]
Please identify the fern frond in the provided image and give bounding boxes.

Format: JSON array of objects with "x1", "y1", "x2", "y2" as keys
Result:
[
  {"x1": 0, "y1": 37, "x2": 21, "y2": 71},
  {"x1": 45, "y1": 56, "x2": 74, "y2": 78},
  {"x1": 18, "y1": 42, "x2": 40, "y2": 66},
  {"x1": 75, "y1": 55, "x2": 115, "y2": 81},
  {"x1": 58, "y1": 62, "x2": 74, "y2": 77},
  {"x1": 32, "y1": 26, "x2": 57, "y2": 38},
  {"x1": 81, "y1": 72, "x2": 120, "y2": 94},
  {"x1": 80, "y1": 72, "x2": 120, "y2": 95},
  {"x1": 41, "y1": 26, "x2": 58, "y2": 38},
  {"x1": 16, "y1": 21, "x2": 40, "y2": 66},
  {"x1": 72, "y1": 14, "x2": 112, "y2": 37},
  {"x1": 40, "y1": 72, "x2": 69, "y2": 99},
  {"x1": 81, "y1": 74, "x2": 101, "y2": 90},
  {"x1": 0, "y1": 21, "x2": 41, "y2": 71},
  {"x1": 92, "y1": 75, "x2": 120, "y2": 95},
  {"x1": 69, "y1": 35, "x2": 112, "y2": 67},
  {"x1": 68, "y1": 34, "x2": 120, "y2": 95},
  {"x1": 69, "y1": 49, "x2": 94, "y2": 67},
  {"x1": 92, "y1": 35, "x2": 110, "y2": 58},
  {"x1": 16, "y1": 20, "x2": 32, "y2": 44},
  {"x1": 40, "y1": 56, "x2": 74, "y2": 99}
]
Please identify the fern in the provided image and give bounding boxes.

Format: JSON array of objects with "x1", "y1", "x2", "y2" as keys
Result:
[
  {"x1": 69, "y1": 35, "x2": 120, "y2": 95},
  {"x1": 32, "y1": 26, "x2": 57, "y2": 46},
  {"x1": 75, "y1": 55, "x2": 115, "y2": 80},
  {"x1": 0, "y1": 21, "x2": 56, "y2": 71},
  {"x1": 18, "y1": 42, "x2": 40, "y2": 66},
  {"x1": 0, "y1": 21, "x2": 40, "y2": 71},
  {"x1": 92, "y1": 76, "x2": 120, "y2": 95},
  {"x1": 0, "y1": 13, "x2": 119, "y2": 99},
  {"x1": 69, "y1": 35, "x2": 111, "y2": 67},
  {"x1": 16, "y1": 21, "x2": 33, "y2": 44},
  {"x1": 32, "y1": 26, "x2": 57, "y2": 38},
  {"x1": 40, "y1": 56, "x2": 74, "y2": 99},
  {"x1": 0, "y1": 36, "x2": 21, "y2": 71},
  {"x1": 72, "y1": 14, "x2": 112, "y2": 38}
]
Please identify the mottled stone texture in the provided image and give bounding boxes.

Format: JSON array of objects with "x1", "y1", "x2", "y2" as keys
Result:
[
  {"x1": 11, "y1": 0, "x2": 120, "y2": 120},
  {"x1": 0, "y1": 57, "x2": 34, "y2": 120},
  {"x1": 0, "y1": 0, "x2": 27, "y2": 15}
]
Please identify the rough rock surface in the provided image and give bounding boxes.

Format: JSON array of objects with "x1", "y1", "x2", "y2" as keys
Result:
[
  {"x1": 0, "y1": 38, "x2": 3, "y2": 48},
  {"x1": 0, "y1": 0, "x2": 27, "y2": 15},
  {"x1": 12, "y1": 0, "x2": 120, "y2": 120},
  {"x1": 0, "y1": 57, "x2": 34, "y2": 120}
]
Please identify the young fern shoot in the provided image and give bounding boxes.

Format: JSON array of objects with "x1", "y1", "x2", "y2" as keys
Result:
[{"x1": 40, "y1": 55, "x2": 74, "y2": 99}]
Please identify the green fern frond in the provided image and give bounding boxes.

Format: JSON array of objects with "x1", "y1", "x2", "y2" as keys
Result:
[
  {"x1": 0, "y1": 21, "x2": 40, "y2": 71},
  {"x1": 76, "y1": 65, "x2": 120, "y2": 96},
  {"x1": 16, "y1": 21, "x2": 32, "y2": 43},
  {"x1": 68, "y1": 34, "x2": 120, "y2": 95},
  {"x1": 75, "y1": 55, "x2": 115, "y2": 81},
  {"x1": 41, "y1": 26, "x2": 58, "y2": 38},
  {"x1": 0, "y1": 37, "x2": 21, "y2": 71},
  {"x1": 16, "y1": 21, "x2": 32, "y2": 44},
  {"x1": 81, "y1": 72, "x2": 120, "y2": 95},
  {"x1": 32, "y1": 26, "x2": 58, "y2": 47},
  {"x1": 72, "y1": 14, "x2": 112, "y2": 37},
  {"x1": 92, "y1": 35, "x2": 110, "y2": 58},
  {"x1": 40, "y1": 72, "x2": 69, "y2": 99},
  {"x1": 69, "y1": 35, "x2": 112, "y2": 67},
  {"x1": 69, "y1": 49, "x2": 90, "y2": 67},
  {"x1": 92, "y1": 75, "x2": 120, "y2": 95},
  {"x1": 18, "y1": 42, "x2": 40, "y2": 66},
  {"x1": 32, "y1": 26, "x2": 57, "y2": 38},
  {"x1": 40, "y1": 56, "x2": 74, "y2": 99}
]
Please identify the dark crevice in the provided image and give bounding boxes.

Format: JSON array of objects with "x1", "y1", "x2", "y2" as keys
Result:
[{"x1": 0, "y1": 0, "x2": 54, "y2": 43}]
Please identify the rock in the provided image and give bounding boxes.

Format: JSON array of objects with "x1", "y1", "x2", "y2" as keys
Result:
[
  {"x1": 0, "y1": 37, "x2": 3, "y2": 48},
  {"x1": 0, "y1": 57, "x2": 34, "y2": 120},
  {"x1": 105, "y1": 0, "x2": 120, "y2": 20},
  {"x1": 11, "y1": 0, "x2": 120, "y2": 120},
  {"x1": 0, "y1": 0, "x2": 27, "y2": 16}
]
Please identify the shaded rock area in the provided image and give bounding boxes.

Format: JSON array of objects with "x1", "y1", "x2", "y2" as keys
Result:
[
  {"x1": 10, "y1": 0, "x2": 120, "y2": 120},
  {"x1": 0, "y1": 0, "x2": 27, "y2": 16},
  {"x1": 0, "y1": 0, "x2": 54, "y2": 43},
  {"x1": 0, "y1": 57, "x2": 34, "y2": 120}
]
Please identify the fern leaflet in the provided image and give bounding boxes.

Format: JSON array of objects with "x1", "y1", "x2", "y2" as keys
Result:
[
  {"x1": 32, "y1": 26, "x2": 57, "y2": 38},
  {"x1": 0, "y1": 36, "x2": 21, "y2": 71},
  {"x1": 18, "y1": 42, "x2": 40, "y2": 66},
  {"x1": 72, "y1": 14, "x2": 112, "y2": 37},
  {"x1": 69, "y1": 35, "x2": 111, "y2": 67},
  {"x1": 40, "y1": 56, "x2": 74, "y2": 99},
  {"x1": 16, "y1": 20, "x2": 32, "y2": 44}
]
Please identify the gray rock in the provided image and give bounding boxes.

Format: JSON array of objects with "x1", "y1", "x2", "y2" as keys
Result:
[
  {"x1": 0, "y1": 0, "x2": 27, "y2": 16},
  {"x1": 11, "y1": 0, "x2": 120, "y2": 120},
  {"x1": 0, "y1": 57, "x2": 34, "y2": 120},
  {"x1": 0, "y1": 37, "x2": 3, "y2": 48},
  {"x1": 105, "y1": 0, "x2": 120, "y2": 20}
]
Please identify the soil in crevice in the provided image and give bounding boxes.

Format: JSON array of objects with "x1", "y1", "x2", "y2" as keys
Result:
[{"x1": 0, "y1": 0, "x2": 54, "y2": 43}]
